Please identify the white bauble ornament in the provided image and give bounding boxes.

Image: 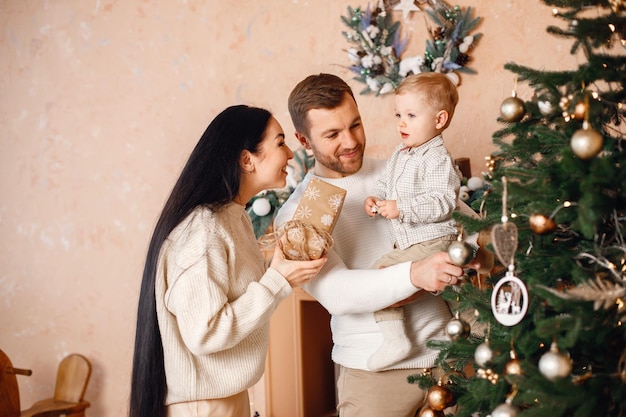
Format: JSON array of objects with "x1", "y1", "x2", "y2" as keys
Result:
[
  {"x1": 474, "y1": 341, "x2": 494, "y2": 367},
  {"x1": 538, "y1": 342, "x2": 572, "y2": 381},
  {"x1": 446, "y1": 71, "x2": 460, "y2": 86},
  {"x1": 467, "y1": 176, "x2": 484, "y2": 191},
  {"x1": 490, "y1": 402, "x2": 519, "y2": 417},
  {"x1": 459, "y1": 190, "x2": 470, "y2": 202},
  {"x1": 251, "y1": 197, "x2": 272, "y2": 217}
]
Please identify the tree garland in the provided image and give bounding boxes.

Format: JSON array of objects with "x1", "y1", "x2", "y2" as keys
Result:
[{"x1": 341, "y1": 0, "x2": 482, "y2": 95}]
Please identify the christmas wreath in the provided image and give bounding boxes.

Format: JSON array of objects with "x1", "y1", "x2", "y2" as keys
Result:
[{"x1": 341, "y1": 0, "x2": 482, "y2": 95}]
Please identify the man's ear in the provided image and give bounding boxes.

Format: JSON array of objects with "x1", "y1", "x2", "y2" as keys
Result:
[
  {"x1": 295, "y1": 132, "x2": 310, "y2": 149},
  {"x1": 239, "y1": 150, "x2": 255, "y2": 173},
  {"x1": 435, "y1": 110, "x2": 449, "y2": 129}
]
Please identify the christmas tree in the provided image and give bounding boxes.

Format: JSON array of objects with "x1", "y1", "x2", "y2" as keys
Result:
[{"x1": 412, "y1": 1, "x2": 626, "y2": 416}]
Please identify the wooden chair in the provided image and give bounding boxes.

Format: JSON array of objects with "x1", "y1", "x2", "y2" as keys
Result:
[
  {"x1": 1, "y1": 349, "x2": 32, "y2": 417},
  {"x1": 19, "y1": 353, "x2": 92, "y2": 417}
]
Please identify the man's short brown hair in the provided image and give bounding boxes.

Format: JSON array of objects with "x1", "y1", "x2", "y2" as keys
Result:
[{"x1": 288, "y1": 73, "x2": 357, "y2": 137}]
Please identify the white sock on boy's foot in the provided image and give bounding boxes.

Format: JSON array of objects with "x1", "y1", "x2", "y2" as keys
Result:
[{"x1": 367, "y1": 310, "x2": 412, "y2": 371}]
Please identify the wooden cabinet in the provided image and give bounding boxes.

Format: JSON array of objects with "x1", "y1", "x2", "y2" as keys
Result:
[{"x1": 263, "y1": 288, "x2": 337, "y2": 417}]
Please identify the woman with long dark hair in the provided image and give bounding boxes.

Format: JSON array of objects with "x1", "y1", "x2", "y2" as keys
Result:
[{"x1": 129, "y1": 105, "x2": 326, "y2": 417}]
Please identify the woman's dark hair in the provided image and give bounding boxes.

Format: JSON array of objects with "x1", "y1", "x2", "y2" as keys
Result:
[{"x1": 129, "y1": 105, "x2": 272, "y2": 417}]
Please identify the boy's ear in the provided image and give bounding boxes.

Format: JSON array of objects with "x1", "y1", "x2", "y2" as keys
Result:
[
  {"x1": 435, "y1": 110, "x2": 449, "y2": 129},
  {"x1": 295, "y1": 132, "x2": 311, "y2": 149}
]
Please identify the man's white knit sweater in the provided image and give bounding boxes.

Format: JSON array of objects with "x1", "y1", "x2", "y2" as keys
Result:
[
  {"x1": 275, "y1": 158, "x2": 451, "y2": 371},
  {"x1": 155, "y1": 203, "x2": 292, "y2": 404}
]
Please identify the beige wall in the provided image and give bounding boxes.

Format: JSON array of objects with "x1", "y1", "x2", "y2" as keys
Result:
[{"x1": 0, "y1": 1, "x2": 577, "y2": 416}]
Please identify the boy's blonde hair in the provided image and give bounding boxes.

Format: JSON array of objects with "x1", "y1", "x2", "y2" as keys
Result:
[{"x1": 396, "y1": 72, "x2": 459, "y2": 129}]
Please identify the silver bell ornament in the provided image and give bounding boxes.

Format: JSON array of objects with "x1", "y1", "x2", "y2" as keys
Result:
[
  {"x1": 538, "y1": 341, "x2": 572, "y2": 381},
  {"x1": 445, "y1": 311, "x2": 470, "y2": 341}
]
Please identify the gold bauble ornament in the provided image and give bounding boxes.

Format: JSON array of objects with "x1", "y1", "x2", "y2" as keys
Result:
[
  {"x1": 418, "y1": 405, "x2": 445, "y2": 417},
  {"x1": 570, "y1": 121, "x2": 603, "y2": 159},
  {"x1": 529, "y1": 213, "x2": 556, "y2": 235},
  {"x1": 573, "y1": 101, "x2": 586, "y2": 120},
  {"x1": 505, "y1": 350, "x2": 523, "y2": 375},
  {"x1": 426, "y1": 383, "x2": 454, "y2": 411},
  {"x1": 500, "y1": 94, "x2": 525, "y2": 122},
  {"x1": 505, "y1": 359, "x2": 523, "y2": 375}
]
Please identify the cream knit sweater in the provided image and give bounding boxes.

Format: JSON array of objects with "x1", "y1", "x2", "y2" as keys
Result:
[
  {"x1": 155, "y1": 203, "x2": 292, "y2": 404},
  {"x1": 275, "y1": 158, "x2": 452, "y2": 371}
]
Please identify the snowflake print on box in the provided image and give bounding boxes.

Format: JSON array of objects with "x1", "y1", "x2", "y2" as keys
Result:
[
  {"x1": 280, "y1": 178, "x2": 347, "y2": 261},
  {"x1": 294, "y1": 178, "x2": 346, "y2": 232}
]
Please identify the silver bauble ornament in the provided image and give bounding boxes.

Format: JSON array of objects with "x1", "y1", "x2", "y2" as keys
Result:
[
  {"x1": 445, "y1": 312, "x2": 471, "y2": 341},
  {"x1": 491, "y1": 402, "x2": 519, "y2": 417},
  {"x1": 538, "y1": 342, "x2": 572, "y2": 381},
  {"x1": 538, "y1": 100, "x2": 554, "y2": 116},
  {"x1": 448, "y1": 240, "x2": 474, "y2": 266},
  {"x1": 474, "y1": 341, "x2": 494, "y2": 367},
  {"x1": 251, "y1": 197, "x2": 272, "y2": 217},
  {"x1": 570, "y1": 121, "x2": 603, "y2": 159},
  {"x1": 500, "y1": 94, "x2": 525, "y2": 122}
]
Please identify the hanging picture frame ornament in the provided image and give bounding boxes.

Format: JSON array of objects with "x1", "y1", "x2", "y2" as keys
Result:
[{"x1": 490, "y1": 177, "x2": 528, "y2": 327}]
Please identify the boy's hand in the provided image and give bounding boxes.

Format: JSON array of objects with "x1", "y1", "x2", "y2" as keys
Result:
[
  {"x1": 375, "y1": 200, "x2": 399, "y2": 219},
  {"x1": 363, "y1": 196, "x2": 379, "y2": 217}
]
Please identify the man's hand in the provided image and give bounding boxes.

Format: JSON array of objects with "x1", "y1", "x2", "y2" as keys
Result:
[{"x1": 409, "y1": 252, "x2": 481, "y2": 293}]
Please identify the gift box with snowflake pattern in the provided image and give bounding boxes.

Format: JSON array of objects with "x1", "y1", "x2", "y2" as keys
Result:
[{"x1": 281, "y1": 177, "x2": 346, "y2": 260}]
